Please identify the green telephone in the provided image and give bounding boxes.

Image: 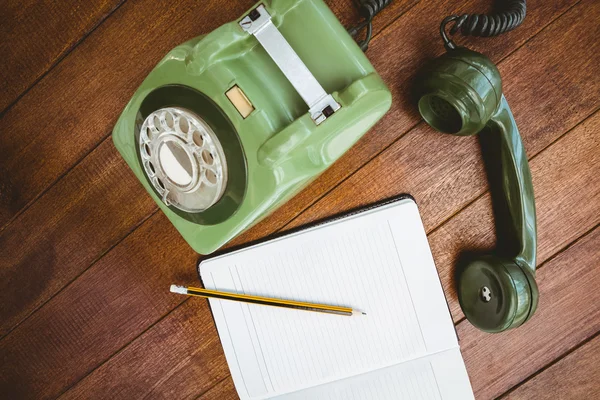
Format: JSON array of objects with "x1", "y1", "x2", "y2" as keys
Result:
[
  {"x1": 415, "y1": 0, "x2": 539, "y2": 332},
  {"x1": 112, "y1": 0, "x2": 392, "y2": 254}
]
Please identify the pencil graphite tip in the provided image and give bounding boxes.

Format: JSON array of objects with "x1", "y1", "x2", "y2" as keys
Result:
[
  {"x1": 352, "y1": 309, "x2": 367, "y2": 316},
  {"x1": 170, "y1": 285, "x2": 188, "y2": 295}
]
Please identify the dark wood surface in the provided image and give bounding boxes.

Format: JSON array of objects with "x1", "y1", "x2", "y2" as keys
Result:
[
  {"x1": 0, "y1": 0, "x2": 598, "y2": 399},
  {"x1": 0, "y1": 0, "x2": 125, "y2": 112}
]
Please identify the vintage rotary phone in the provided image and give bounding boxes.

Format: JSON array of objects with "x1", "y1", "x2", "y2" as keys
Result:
[
  {"x1": 113, "y1": 0, "x2": 392, "y2": 254},
  {"x1": 415, "y1": 1, "x2": 538, "y2": 332}
]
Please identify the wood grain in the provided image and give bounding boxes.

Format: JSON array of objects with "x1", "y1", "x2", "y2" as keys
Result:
[
  {"x1": 0, "y1": 0, "x2": 124, "y2": 112},
  {"x1": 327, "y1": 0, "x2": 417, "y2": 38},
  {"x1": 212, "y1": 228, "x2": 600, "y2": 400},
  {"x1": 0, "y1": 2, "x2": 422, "y2": 396},
  {"x1": 0, "y1": 0, "x2": 414, "y2": 231},
  {"x1": 0, "y1": 0, "x2": 251, "y2": 336},
  {"x1": 0, "y1": 141, "x2": 156, "y2": 337},
  {"x1": 197, "y1": 377, "x2": 237, "y2": 400},
  {"x1": 0, "y1": 212, "x2": 199, "y2": 399},
  {"x1": 60, "y1": 300, "x2": 229, "y2": 400},
  {"x1": 458, "y1": 226, "x2": 600, "y2": 399},
  {"x1": 503, "y1": 334, "x2": 600, "y2": 399},
  {"x1": 61, "y1": 92, "x2": 600, "y2": 400}
]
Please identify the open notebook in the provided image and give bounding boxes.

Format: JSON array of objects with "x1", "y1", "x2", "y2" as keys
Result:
[{"x1": 199, "y1": 196, "x2": 474, "y2": 400}]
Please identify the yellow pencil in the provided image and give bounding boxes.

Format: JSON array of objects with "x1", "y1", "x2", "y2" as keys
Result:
[{"x1": 170, "y1": 285, "x2": 366, "y2": 316}]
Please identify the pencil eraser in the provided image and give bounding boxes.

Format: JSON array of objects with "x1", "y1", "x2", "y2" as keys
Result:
[{"x1": 170, "y1": 284, "x2": 187, "y2": 295}]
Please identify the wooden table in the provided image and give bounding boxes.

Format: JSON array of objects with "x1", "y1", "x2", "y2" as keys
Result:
[{"x1": 1, "y1": 0, "x2": 598, "y2": 398}]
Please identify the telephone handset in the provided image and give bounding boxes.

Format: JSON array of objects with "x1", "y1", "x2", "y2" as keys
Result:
[{"x1": 415, "y1": 1, "x2": 538, "y2": 332}]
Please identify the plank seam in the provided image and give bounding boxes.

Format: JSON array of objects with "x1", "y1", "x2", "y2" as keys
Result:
[
  {"x1": 1, "y1": 0, "x2": 413, "y2": 121},
  {"x1": 0, "y1": 0, "x2": 129, "y2": 119},
  {"x1": 0, "y1": 0, "x2": 129, "y2": 232},
  {"x1": 55, "y1": 296, "x2": 191, "y2": 400},
  {"x1": 52, "y1": 105, "x2": 598, "y2": 399},
  {"x1": 1, "y1": 0, "x2": 579, "y2": 236},
  {"x1": 151, "y1": 99, "x2": 600, "y2": 397},
  {"x1": 192, "y1": 375, "x2": 230, "y2": 400},
  {"x1": 0, "y1": 0, "x2": 128, "y2": 235},
  {"x1": 0, "y1": 0, "x2": 584, "y2": 237},
  {"x1": 186, "y1": 78, "x2": 600, "y2": 400},
  {"x1": 367, "y1": 0, "x2": 420, "y2": 42},
  {"x1": 498, "y1": 330, "x2": 600, "y2": 399},
  {"x1": 454, "y1": 220, "x2": 600, "y2": 328},
  {"x1": 0, "y1": 134, "x2": 111, "y2": 235},
  {"x1": 0, "y1": 206, "x2": 158, "y2": 342},
  {"x1": 187, "y1": 101, "x2": 600, "y2": 400},
  {"x1": 495, "y1": 223, "x2": 600, "y2": 399}
]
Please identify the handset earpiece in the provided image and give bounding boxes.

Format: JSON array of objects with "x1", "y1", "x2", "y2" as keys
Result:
[{"x1": 416, "y1": 47, "x2": 539, "y2": 332}]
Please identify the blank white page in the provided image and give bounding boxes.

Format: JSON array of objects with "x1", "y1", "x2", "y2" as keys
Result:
[{"x1": 200, "y1": 198, "x2": 472, "y2": 400}]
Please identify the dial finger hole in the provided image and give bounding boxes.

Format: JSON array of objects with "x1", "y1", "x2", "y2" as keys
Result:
[
  {"x1": 192, "y1": 130, "x2": 204, "y2": 147},
  {"x1": 143, "y1": 143, "x2": 152, "y2": 158},
  {"x1": 153, "y1": 115, "x2": 161, "y2": 131},
  {"x1": 147, "y1": 161, "x2": 156, "y2": 175},
  {"x1": 179, "y1": 116, "x2": 190, "y2": 134},
  {"x1": 201, "y1": 149, "x2": 214, "y2": 165},
  {"x1": 165, "y1": 112, "x2": 174, "y2": 128},
  {"x1": 156, "y1": 177, "x2": 165, "y2": 190},
  {"x1": 204, "y1": 169, "x2": 217, "y2": 185}
]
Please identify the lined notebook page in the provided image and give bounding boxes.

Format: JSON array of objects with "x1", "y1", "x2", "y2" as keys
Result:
[{"x1": 200, "y1": 198, "x2": 473, "y2": 400}]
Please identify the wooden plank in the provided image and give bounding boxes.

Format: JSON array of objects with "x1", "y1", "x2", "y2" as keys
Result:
[
  {"x1": 0, "y1": 0, "x2": 416, "y2": 230},
  {"x1": 0, "y1": 0, "x2": 124, "y2": 112},
  {"x1": 327, "y1": 0, "x2": 416, "y2": 37},
  {"x1": 0, "y1": 141, "x2": 156, "y2": 336},
  {"x1": 0, "y1": 0, "x2": 576, "y2": 326},
  {"x1": 197, "y1": 377, "x2": 237, "y2": 400},
  {"x1": 459, "y1": 226, "x2": 600, "y2": 399},
  {"x1": 0, "y1": 0, "x2": 592, "y2": 394},
  {"x1": 502, "y1": 334, "x2": 600, "y2": 399},
  {"x1": 59, "y1": 300, "x2": 229, "y2": 400},
  {"x1": 0, "y1": 0, "x2": 251, "y2": 229},
  {"x1": 0, "y1": 212, "x2": 199, "y2": 399},
  {"x1": 59, "y1": 97, "x2": 600, "y2": 399}
]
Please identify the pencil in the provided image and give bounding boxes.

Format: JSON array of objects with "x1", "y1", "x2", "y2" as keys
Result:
[{"x1": 170, "y1": 285, "x2": 366, "y2": 316}]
